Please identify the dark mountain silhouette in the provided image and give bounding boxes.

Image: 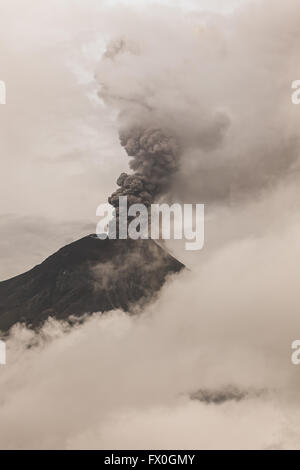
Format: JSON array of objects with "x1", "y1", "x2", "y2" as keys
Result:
[{"x1": 0, "y1": 235, "x2": 184, "y2": 332}]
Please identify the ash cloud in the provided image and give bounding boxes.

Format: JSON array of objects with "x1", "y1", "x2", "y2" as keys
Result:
[
  {"x1": 120, "y1": 127, "x2": 179, "y2": 196},
  {"x1": 109, "y1": 127, "x2": 180, "y2": 211},
  {"x1": 95, "y1": 0, "x2": 300, "y2": 205},
  {"x1": 106, "y1": 125, "x2": 180, "y2": 234}
]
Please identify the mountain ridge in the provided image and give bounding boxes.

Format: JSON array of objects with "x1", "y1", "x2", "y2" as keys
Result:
[{"x1": 0, "y1": 235, "x2": 184, "y2": 332}]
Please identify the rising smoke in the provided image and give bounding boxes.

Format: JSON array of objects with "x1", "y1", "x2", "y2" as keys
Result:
[
  {"x1": 95, "y1": 0, "x2": 300, "y2": 206},
  {"x1": 102, "y1": 43, "x2": 182, "y2": 228},
  {"x1": 108, "y1": 127, "x2": 180, "y2": 210}
]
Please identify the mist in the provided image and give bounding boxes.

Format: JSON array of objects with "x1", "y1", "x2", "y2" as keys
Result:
[{"x1": 1, "y1": 192, "x2": 300, "y2": 449}]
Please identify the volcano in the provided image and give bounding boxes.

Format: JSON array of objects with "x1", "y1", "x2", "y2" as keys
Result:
[{"x1": 0, "y1": 235, "x2": 184, "y2": 332}]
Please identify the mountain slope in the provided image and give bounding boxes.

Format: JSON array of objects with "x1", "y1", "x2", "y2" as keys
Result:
[{"x1": 0, "y1": 235, "x2": 184, "y2": 332}]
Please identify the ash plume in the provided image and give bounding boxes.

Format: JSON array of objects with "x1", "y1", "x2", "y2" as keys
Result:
[
  {"x1": 99, "y1": 38, "x2": 181, "y2": 225},
  {"x1": 108, "y1": 127, "x2": 180, "y2": 232},
  {"x1": 111, "y1": 127, "x2": 179, "y2": 205},
  {"x1": 120, "y1": 127, "x2": 179, "y2": 193}
]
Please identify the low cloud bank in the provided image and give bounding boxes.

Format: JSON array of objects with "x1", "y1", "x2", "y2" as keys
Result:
[{"x1": 1, "y1": 191, "x2": 300, "y2": 449}]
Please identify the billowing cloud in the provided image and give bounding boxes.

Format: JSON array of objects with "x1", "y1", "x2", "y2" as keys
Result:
[
  {"x1": 96, "y1": 0, "x2": 300, "y2": 204},
  {"x1": 1, "y1": 190, "x2": 300, "y2": 449}
]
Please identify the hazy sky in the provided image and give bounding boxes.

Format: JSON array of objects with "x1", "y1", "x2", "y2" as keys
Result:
[{"x1": 107, "y1": 0, "x2": 245, "y2": 13}]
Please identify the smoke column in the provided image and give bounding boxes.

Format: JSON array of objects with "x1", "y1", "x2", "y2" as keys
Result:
[
  {"x1": 109, "y1": 127, "x2": 180, "y2": 208},
  {"x1": 98, "y1": 39, "x2": 181, "y2": 234}
]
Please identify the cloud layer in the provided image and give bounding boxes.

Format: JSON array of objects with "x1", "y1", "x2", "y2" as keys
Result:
[{"x1": 1, "y1": 200, "x2": 300, "y2": 449}]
